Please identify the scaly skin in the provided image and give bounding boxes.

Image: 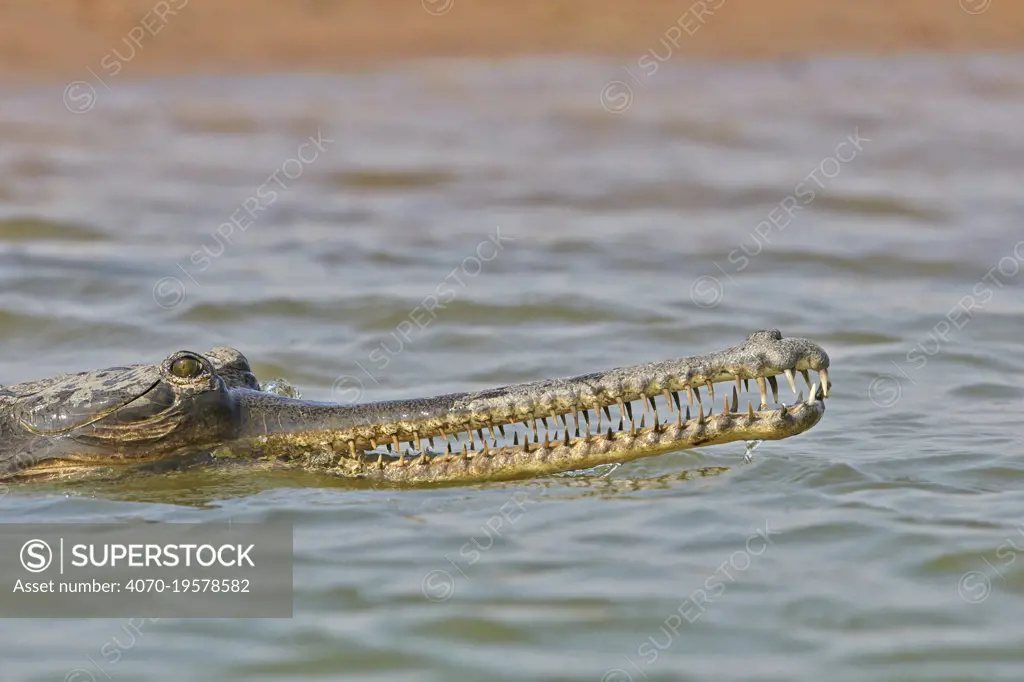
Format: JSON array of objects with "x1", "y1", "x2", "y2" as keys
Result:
[{"x1": 0, "y1": 330, "x2": 831, "y2": 485}]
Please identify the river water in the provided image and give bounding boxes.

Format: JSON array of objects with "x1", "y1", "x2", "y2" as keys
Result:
[{"x1": 0, "y1": 54, "x2": 1022, "y2": 681}]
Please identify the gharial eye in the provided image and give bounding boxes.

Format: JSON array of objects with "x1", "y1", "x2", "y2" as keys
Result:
[{"x1": 170, "y1": 356, "x2": 203, "y2": 379}]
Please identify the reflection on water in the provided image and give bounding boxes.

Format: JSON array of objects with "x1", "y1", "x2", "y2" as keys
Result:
[{"x1": 1, "y1": 55, "x2": 1024, "y2": 681}]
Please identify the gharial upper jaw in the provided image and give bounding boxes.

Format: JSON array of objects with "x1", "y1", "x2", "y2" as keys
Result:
[
  {"x1": 237, "y1": 328, "x2": 833, "y2": 483},
  {"x1": 711, "y1": 329, "x2": 830, "y2": 395}
]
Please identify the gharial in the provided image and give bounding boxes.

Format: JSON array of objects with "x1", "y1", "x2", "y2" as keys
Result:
[{"x1": 0, "y1": 329, "x2": 831, "y2": 485}]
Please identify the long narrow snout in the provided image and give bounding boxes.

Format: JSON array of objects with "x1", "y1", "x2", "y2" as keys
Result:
[{"x1": 232, "y1": 329, "x2": 831, "y2": 483}]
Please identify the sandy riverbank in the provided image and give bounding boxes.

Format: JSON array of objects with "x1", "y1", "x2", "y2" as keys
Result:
[{"x1": 0, "y1": 0, "x2": 1020, "y2": 84}]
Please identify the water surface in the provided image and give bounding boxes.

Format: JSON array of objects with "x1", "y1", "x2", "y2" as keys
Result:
[{"x1": 1, "y1": 55, "x2": 1023, "y2": 681}]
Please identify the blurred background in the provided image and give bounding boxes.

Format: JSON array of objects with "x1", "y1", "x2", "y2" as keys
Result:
[{"x1": 1, "y1": 1, "x2": 1024, "y2": 681}]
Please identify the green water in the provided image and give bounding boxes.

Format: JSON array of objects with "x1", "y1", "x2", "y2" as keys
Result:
[{"x1": 1, "y1": 55, "x2": 1023, "y2": 681}]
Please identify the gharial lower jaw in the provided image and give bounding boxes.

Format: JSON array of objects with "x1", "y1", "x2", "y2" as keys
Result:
[{"x1": 262, "y1": 384, "x2": 827, "y2": 485}]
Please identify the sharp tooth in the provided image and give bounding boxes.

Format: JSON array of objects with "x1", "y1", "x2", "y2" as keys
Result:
[
  {"x1": 723, "y1": 395, "x2": 729, "y2": 414},
  {"x1": 447, "y1": 442, "x2": 453, "y2": 454},
  {"x1": 747, "y1": 401, "x2": 755, "y2": 419},
  {"x1": 800, "y1": 369, "x2": 811, "y2": 389},
  {"x1": 672, "y1": 391, "x2": 682, "y2": 413},
  {"x1": 392, "y1": 436, "x2": 400, "y2": 452},
  {"x1": 623, "y1": 400, "x2": 634, "y2": 421},
  {"x1": 693, "y1": 385, "x2": 702, "y2": 404},
  {"x1": 371, "y1": 438, "x2": 378, "y2": 449},
  {"x1": 686, "y1": 385, "x2": 694, "y2": 405},
  {"x1": 697, "y1": 404, "x2": 705, "y2": 425},
  {"x1": 808, "y1": 383, "x2": 818, "y2": 404},
  {"x1": 648, "y1": 395, "x2": 658, "y2": 412},
  {"x1": 756, "y1": 377, "x2": 768, "y2": 409},
  {"x1": 582, "y1": 410, "x2": 591, "y2": 427},
  {"x1": 784, "y1": 369, "x2": 798, "y2": 395},
  {"x1": 513, "y1": 432, "x2": 519, "y2": 446},
  {"x1": 797, "y1": 390, "x2": 803, "y2": 403},
  {"x1": 606, "y1": 428, "x2": 614, "y2": 441},
  {"x1": 731, "y1": 386, "x2": 739, "y2": 413},
  {"x1": 563, "y1": 430, "x2": 570, "y2": 447},
  {"x1": 641, "y1": 393, "x2": 649, "y2": 414},
  {"x1": 541, "y1": 417, "x2": 550, "y2": 430},
  {"x1": 603, "y1": 406, "x2": 612, "y2": 421},
  {"x1": 640, "y1": 414, "x2": 646, "y2": 429},
  {"x1": 498, "y1": 424, "x2": 506, "y2": 438},
  {"x1": 819, "y1": 368, "x2": 830, "y2": 397},
  {"x1": 744, "y1": 378, "x2": 750, "y2": 392},
  {"x1": 416, "y1": 452, "x2": 428, "y2": 465},
  {"x1": 767, "y1": 376, "x2": 779, "y2": 403},
  {"x1": 663, "y1": 389, "x2": 675, "y2": 413},
  {"x1": 376, "y1": 453, "x2": 384, "y2": 469},
  {"x1": 559, "y1": 414, "x2": 568, "y2": 428},
  {"x1": 705, "y1": 381, "x2": 715, "y2": 401},
  {"x1": 429, "y1": 437, "x2": 436, "y2": 449},
  {"x1": 735, "y1": 376, "x2": 742, "y2": 394}
]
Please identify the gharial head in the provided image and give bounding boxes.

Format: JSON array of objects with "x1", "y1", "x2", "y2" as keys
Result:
[{"x1": 6, "y1": 347, "x2": 259, "y2": 472}]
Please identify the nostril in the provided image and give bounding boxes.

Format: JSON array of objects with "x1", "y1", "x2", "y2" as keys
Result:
[{"x1": 746, "y1": 329, "x2": 783, "y2": 343}]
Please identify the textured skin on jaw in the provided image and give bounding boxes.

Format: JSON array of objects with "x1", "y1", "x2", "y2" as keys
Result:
[{"x1": 0, "y1": 330, "x2": 831, "y2": 484}]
